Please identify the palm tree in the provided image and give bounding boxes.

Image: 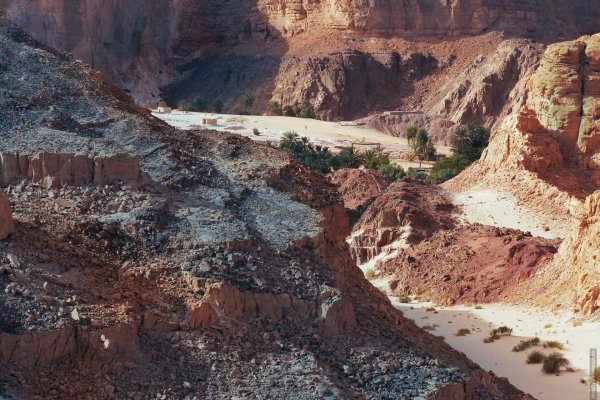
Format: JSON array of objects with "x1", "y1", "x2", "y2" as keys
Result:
[{"x1": 239, "y1": 89, "x2": 255, "y2": 114}]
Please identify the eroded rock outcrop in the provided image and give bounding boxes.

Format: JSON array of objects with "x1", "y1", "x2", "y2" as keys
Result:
[
  {"x1": 349, "y1": 180, "x2": 455, "y2": 265},
  {"x1": 510, "y1": 191, "x2": 600, "y2": 315},
  {"x1": 0, "y1": 190, "x2": 13, "y2": 240},
  {"x1": 0, "y1": 152, "x2": 140, "y2": 188},
  {"x1": 445, "y1": 34, "x2": 600, "y2": 228}
]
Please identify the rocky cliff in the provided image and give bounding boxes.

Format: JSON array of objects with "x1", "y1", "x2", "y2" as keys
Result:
[
  {"x1": 445, "y1": 34, "x2": 600, "y2": 227},
  {"x1": 0, "y1": 16, "x2": 531, "y2": 399},
  {"x1": 2, "y1": 0, "x2": 600, "y2": 119},
  {"x1": 259, "y1": 0, "x2": 600, "y2": 38},
  {"x1": 509, "y1": 190, "x2": 600, "y2": 315}
]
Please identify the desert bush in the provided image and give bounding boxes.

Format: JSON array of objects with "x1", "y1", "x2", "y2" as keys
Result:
[
  {"x1": 398, "y1": 295, "x2": 411, "y2": 303},
  {"x1": 484, "y1": 326, "x2": 512, "y2": 343},
  {"x1": 543, "y1": 323, "x2": 553, "y2": 329},
  {"x1": 405, "y1": 168, "x2": 428, "y2": 180},
  {"x1": 252, "y1": 128, "x2": 261, "y2": 136},
  {"x1": 594, "y1": 366, "x2": 600, "y2": 383},
  {"x1": 544, "y1": 341, "x2": 564, "y2": 350},
  {"x1": 364, "y1": 268, "x2": 376, "y2": 281},
  {"x1": 422, "y1": 325, "x2": 436, "y2": 331},
  {"x1": 542, "y1": 352, "x2": 569, "y2": 374},
  {"x1": 377, "y1": 163, "x2": 406, "y2": 181},
  {"x1": 455, "y1": 328, "x2": 471, "y2": 336},
  {"x1": 474, "y1": 305, "x2": 483, "y2": 309},
  {"x1": 526, "y1": 351, "x2": 546, "y2": 364},
  {"x1": 513, "y1": 337, "x2": 540, "y2": 352}
]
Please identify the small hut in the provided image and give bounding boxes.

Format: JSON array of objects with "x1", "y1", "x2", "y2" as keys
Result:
[{"x1": 157, "y1": 101, "x2": 172, "y2": 114}]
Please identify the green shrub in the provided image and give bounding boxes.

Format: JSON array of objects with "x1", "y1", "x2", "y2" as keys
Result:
[
  {"x1": 377, "y1": 163, "x2": 405, "y2": 181},
  {"x1": 513, "y1": 337, "x2": 540, "y2": 352},
  {"x1": 299, "y1": 100, "x2": 316, "y2": 119},
  {"x1": 330, "y1": 146, "x2": 363, "y2": 170},
  {"x1": 405, "y1": 168, "x2": 428, "y2": 180},
  {"x1": 542, "y1": 352, "x2": 569, "y2": 374},
  {"x1": 526, "y1": 351, "x2": 546, "y2": 364},
  {"x1": 426, "y1": 124, "x2": 490, "y2": 184}
]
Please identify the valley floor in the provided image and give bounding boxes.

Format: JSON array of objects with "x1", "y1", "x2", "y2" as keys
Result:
[
  {"x1": 393, "y1": 300, "x2": 600, "y2": 400},
  {"x1": 153, "y1": 111, "x2": 452, "y2": 169}
]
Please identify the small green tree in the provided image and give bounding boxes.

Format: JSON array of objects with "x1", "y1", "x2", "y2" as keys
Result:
[
  {"x1": 451, "y1": 123, "x2": 491, "y2": 161},
  {"x1": 239, "y1": 90, "x2": 255, "y2": 114},
  {"x1": 213, "y1": 99, "x2": 224, "y2": 113},
  {"x1": 299, "y1": 100, "x2": 316, "y2": 119},
  {"x1": 406, "y1": 126, "x2": 418, "y2": 146}
]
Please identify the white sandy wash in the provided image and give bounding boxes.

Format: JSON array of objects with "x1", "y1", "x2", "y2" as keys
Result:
[
  {"x1": 153, "y1": 111, "x2": 451, "y2": 165},
  {"x1": 391, "y1": 300, "x2": 600, "y2": 400},
  {"x1": 452, "y1": 189, "x2": 570, "y2": 239}
]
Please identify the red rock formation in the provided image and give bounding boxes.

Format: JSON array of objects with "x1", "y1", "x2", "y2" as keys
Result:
[
  {"x1": 349, "y1": 180, "x2": 455, "y2": 265},
  {"x1": 445, "y1": 34, "x2": 600, "y2": 226}
]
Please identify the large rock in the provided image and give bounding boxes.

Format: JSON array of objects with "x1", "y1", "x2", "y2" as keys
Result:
[
  {"x1": 0, "y1": 190, "x2": 13, "y2": 239},
  {"x1": 445, "y1": 34, "x2": 600, "y2": 226}
]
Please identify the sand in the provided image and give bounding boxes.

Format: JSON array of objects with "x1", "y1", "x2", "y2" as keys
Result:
[
  {"x1": 452, "y1": 189, "x2": 570, "y2": 239},
  {"x1": 153, "y1": 111, "x2": 451, "y2": 169},
  {"x1": 391, "y1": 299, "x2": 600, "y2": 400}
]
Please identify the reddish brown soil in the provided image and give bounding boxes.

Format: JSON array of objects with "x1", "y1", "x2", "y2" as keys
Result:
[
  {"x1": 381, "y1": 225, "x2": 560, "y2": 306},
  {"x1": 328, "y1": 168, "x2": 389, "y2": 212}
]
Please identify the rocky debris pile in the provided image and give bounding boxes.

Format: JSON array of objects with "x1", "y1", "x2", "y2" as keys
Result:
[
  {"x1": 349, "y1": 180, "x2": 455, "y2": 265},
  {"x1": 328, "y1": 168, "x2": 389, "y2": 214},
  {"x1": 508, "y1": 190, "x2": 600, "y2": 315},
  {"x1": 445, "y1": 34, "x2": 600, "y2": 227},
  {"x1": 0, "y1": 16, "x2": 531, "y2": 399},
  {"x1": 380, "y1": 225, "x2": 559, "y2": 306}
]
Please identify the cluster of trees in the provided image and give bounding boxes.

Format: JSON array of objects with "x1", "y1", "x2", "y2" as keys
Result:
[
  {"x1": 269, "y1": 100, "x2": 316, "y2": 119},
  {"x1": 273, "y1": 132, "x2": 405, "y2": 180},
  {"x1": 178, "y1": 98, "x2": 224, "y2": 113},
  {"x1": 427, "y1": 123, "x2": 490, "y2": 184}
]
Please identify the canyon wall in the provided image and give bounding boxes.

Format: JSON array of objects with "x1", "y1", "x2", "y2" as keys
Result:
[
  {"x1": 2, "y1": 0, "x2": 600, "y2": 111},
  {"x1": 259, "y1": 0, "x2": 600, "y2": 38},
  {"x1": 446, "y1": 34, "x2": 600, "y2": 224}
]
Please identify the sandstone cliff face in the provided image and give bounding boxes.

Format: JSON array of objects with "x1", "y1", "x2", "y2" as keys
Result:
[
  {"x1": 259, "y1": 0, "x2": 599, "y2": 38},
  {"x1": 446, "y1": 34, "x2": 600, "y2": 226},
  {"x1": 3, "y1": 0, "x2": 600, "y2": 111},
  {"x1": 510, "y1": 191, "x2": 600, "y2": 315}
]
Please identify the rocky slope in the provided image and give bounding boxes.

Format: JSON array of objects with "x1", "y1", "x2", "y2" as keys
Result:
[
  {"x1": 445, "y1": 34, "x2": 600, "y2": 229},
  {"x1": 328, "y1": 168, "x2": 389, "y2": 214},
  {"x1": 0, "y1": 16, "x2": 532, "y2": 400}
]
